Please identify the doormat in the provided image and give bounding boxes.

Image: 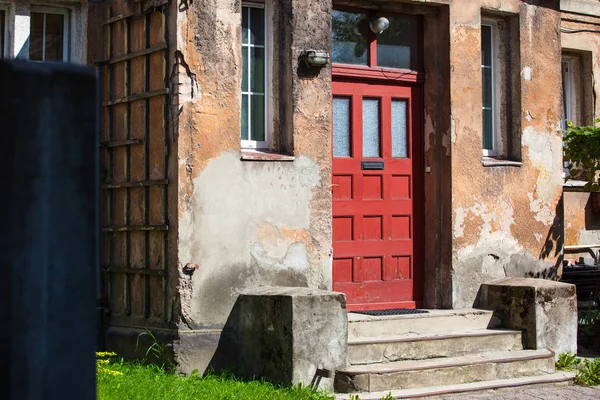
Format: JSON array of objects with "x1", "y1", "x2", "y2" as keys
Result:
[{"x1": 352, "y1": 308, "x2": 430, "y2": 317}]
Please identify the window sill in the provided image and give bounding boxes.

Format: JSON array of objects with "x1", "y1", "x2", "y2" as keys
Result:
[
  {"x1": 563, "y1": 179, "x2": 591, "y2": 192},
  {"x1": 240, "y1": 149, "x2": 295, "y2": 162},
  {"x1": 482, "y1": 157, "x2": 522, "y2": 167}
]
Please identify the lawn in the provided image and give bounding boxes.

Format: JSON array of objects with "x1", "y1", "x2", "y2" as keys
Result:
[{"x1": 96, "y1": 353, "x2": 335, "y2": 400}]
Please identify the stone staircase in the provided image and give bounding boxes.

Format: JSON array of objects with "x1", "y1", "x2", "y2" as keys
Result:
[{"x1": 334, "y1": 309, "x2": 575, "y2": 399}]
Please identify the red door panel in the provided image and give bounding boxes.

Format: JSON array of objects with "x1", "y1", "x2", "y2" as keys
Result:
[{"x1": 332, "y1": 81, "x2": 423, "y2": 311}]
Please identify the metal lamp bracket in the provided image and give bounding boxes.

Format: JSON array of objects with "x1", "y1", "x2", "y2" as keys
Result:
[{"x1": 301, "y1": 50, "x2": 330, "y2": 68}]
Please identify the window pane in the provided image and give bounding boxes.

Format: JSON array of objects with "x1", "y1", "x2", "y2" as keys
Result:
[
  {"x1": 332, "y1": 10, "x2": 368, "y2": 65},
  {"x1": 250, "y1": 47, "x2": 264, "y2": 93},
  {"x1": 481, "y1": 24, "x2": 494, "y2": 151},
  {"x1": 561, "y1": 61, "x2": 569, "y2": 130},
  {"x1": 30, "y1": 13, "x2": 44, "y2": 61},
  {"x1": 251, "y1": 94, "x2": 265, "y2": 142},
  {"x1": 482, "y1": 66, "x2": 492, "y2": 108},
  {"x1": 45, "y1": 13, "x2": 65, "y2": 61},
  {"x1": 242, "y1": 7, "x2": 249, "y2": 44},
  {"x1": 377, "y1": 15, "x2": 420, "y2": 70},
  {"x1": 481, "y1": 25, "x2": 492, "y2": 67},
  {"x1": 483, "y1": 108, "x2": 494, "y2": 150},
  {"x1": 363, "y1": 98, "x2": 380, "y2": 158},
  {"x1": 392, "y1": 100, "x2": 408, "y2": 158},
  {"x1": 242, "y1": 47, "x2": 248, "y2": 92},
  {"x1": 333, "y1": 97, "x2": 351, "y2": 157},
  {"x1": 250, "y1": 7, "x2": 264, "y2": 46},
  {"x1": 241, "y1": 95, "x2": 249, "y2": 140},
  {"x1": 1, "y1": 10, "x2": 5, "y2": 59}
]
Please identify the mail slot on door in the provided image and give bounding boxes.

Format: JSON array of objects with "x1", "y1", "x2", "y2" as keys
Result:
[{"x1": 361, "y1": 161, "x2": 384, "y2": 170}]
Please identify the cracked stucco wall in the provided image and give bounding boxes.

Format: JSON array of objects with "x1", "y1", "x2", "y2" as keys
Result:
[
  {"x1": 449, "y1": 0, "x2": 564, "y2": 308},
  {"x1": 171, "y1": 0, "x2": 332, "y2": 371}
]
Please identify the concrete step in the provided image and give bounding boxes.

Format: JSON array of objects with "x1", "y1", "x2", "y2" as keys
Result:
[
  {"x1": 348, "y1": 309, "x2": 500, "y2": 339},
  {"x1": 349, "y1": 329, "x2": 524, "y2": 365},
  {"x1": 334, "y1": 371, "x2": 576, "y2": 399},
  {"x1": 335, "y1": 349, "x2": 555, "y2": 393}
]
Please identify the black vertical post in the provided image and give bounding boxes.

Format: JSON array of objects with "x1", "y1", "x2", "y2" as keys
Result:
[{"x1": 0, "y1": 60, "x2": 98, "y2": 400}]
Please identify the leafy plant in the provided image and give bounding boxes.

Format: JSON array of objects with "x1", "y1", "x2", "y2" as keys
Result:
[
  {"x1": 380, "y1": 393, "x2": 394, "y2": 400},
  {"x1": 575, "y1": 358, "x2": 600, "y2": 386},
  {"x1": 136, "y1": 328, "x2": 166, "y2": 363},
  {"x1": 556, "y1": 352, "x2": 581, "y2": 371},
  {"x1": 563, "y1": 119, "x2": 600, "y2": 191},
  {"x1": 96, "y1": 351, "x2": 123, "y2": 377},
  {"x1": 349, "y1": 394, "x2": 361, "y2": 400}
]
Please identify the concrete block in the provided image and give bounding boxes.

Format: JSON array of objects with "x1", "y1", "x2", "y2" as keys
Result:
[
  {"x1": 478, "y1": 278, "x2": 577, "y2": 358},
  {"x1": 237, "y1": 286, "x2": 348, "y2": 391}
]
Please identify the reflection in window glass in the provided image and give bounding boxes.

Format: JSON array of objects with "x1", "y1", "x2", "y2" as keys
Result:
[
  {"x1": 377, "y1": 14, "x2": 420, "y2": 70},
  {"x1": 332, "y1": 10, "x2": 369, "y2": 65},
  {"x1": 30, "y1": 11, "x2": 66, "y2": 62}
]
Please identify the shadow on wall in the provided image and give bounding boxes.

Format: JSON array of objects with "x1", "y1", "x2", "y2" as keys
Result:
[
  {"x1": 585, "y1": 193, "x2": 600, "y2": 230},
  {"x1": 206, "y1": 296, "x2": 293, "y2": 384},
  {"x1": 205, "y1": 299, "x2": 244, "y2": 376},
  {"x1": 535, "y1": 197, "x2": 563, "y2": 280}
]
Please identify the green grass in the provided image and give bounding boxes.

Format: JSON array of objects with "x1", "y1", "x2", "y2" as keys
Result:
[{"x1": 97, "y1": 355, "x2": 335, "y2": 400}]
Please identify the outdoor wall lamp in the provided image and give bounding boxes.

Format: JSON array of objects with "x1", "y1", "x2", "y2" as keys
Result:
[
  {"x1": 369, "y1": 17, "x2": 390, "y2": 34},
  {"x1": 301, "y1": 50, "x2": 330, "y2": 67}
]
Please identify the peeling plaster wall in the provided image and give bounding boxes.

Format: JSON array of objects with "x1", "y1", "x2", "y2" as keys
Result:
[
  {"x1": 560, "y1": 4, "x2": 600, "y2": 264},
  {"x1": 449, "y1": 0, "x2": 564, "y2": 308},
  {"x1": 174, "y1": 0, "x2": 333, "y2": 342},
  {"x1": 174, "y1": 0, "x2": 571, "y2": 324}
]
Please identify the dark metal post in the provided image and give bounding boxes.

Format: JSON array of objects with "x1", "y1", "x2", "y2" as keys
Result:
[{"x1": 0, "y1": 60, "x2": 98, "y2": 400}]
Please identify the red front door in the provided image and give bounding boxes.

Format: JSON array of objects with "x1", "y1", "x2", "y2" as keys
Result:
[{"x1": 332, "y1": 80, "x2": 423, "y2": 311}]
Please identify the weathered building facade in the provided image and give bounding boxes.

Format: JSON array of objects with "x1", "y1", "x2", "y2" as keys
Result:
[{"x1": 85, "y1": 0, "x2": 595, "y2": 376}]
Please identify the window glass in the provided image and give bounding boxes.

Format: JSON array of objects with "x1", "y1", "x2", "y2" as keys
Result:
[
  {"x1": 333, "y1": 97, "x2": 351, "y2": 157},
  {"x1": 332, "y1": 10, "x2": 369, "y2": 66},
  {"x1": 377, "y1": 15, "x2": 420, "y2": 70},
  {"x1": 45, "y1": 13, "x2": 65, "y2": 61},
  {"x1": 30, "y1": 12, "x2": 66, "y2": 62},
  {"x1": 561, "y1": 61, "x2": 570, "y2": 131},
  {"x1": 30, "y1": 13, "x2": 45, "y2": 61},
  {"x1": 391, "y1": 100, "x2": 408, "y2": 158},
  {"x1": 481, "y1": 25, "x2": 494, "y2": 151},
  {"x1": 241, "y1": 5, "x2": 266, "y2": 144},
  {"x1": 362, "y1": 98, "x2": 381, "y2": 158}
]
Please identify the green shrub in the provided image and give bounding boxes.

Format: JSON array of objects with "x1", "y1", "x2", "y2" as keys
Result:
[
  {"x1": 564, "y1": 118, "x2": 600, "y2": 190},
  {"x1": 575, "y1": 358, "x2": 600, "y2": 386},
  {"x1": 556, "y1": 352, "x2": 581, "y2": 371}
]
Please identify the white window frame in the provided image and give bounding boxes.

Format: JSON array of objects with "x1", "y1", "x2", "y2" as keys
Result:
[
  {"x1": 481, "y1": 20, "x2": 499, "y2": 157},
  {"x1": 0, "y1": 4, "x2": 8, "y2": 59},
  {"x1": 241, "y1": 1, "x2": 270, "y2": 150},
  {"x1": 30, "y1": 6, "x2": 69, "y2": 62}
]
